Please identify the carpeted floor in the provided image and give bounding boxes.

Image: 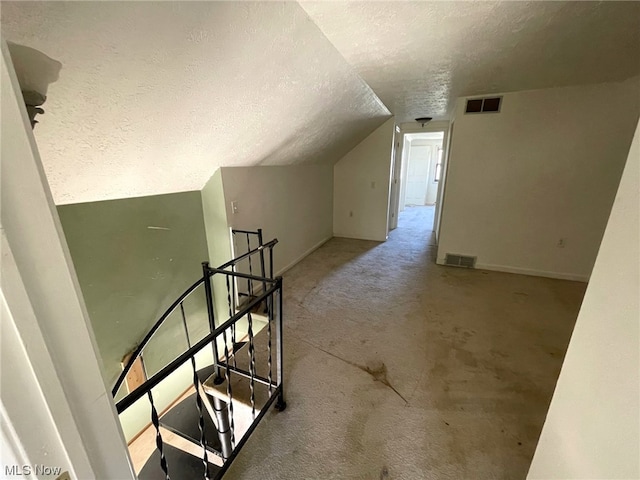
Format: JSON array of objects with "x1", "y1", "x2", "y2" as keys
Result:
[{"x1": 225, "y1": 205, "x2": 586, "y2": 480}]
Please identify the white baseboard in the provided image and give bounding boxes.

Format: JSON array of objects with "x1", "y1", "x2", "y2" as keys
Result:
[
  {"x1": 473, "y1": 262, "x2": 590, "y2": 282},
  {"x1": 436, "y1": 257, "x2": 589, "y2": 282},
  {"x1": 275, "y1": 235, "x2": 333, "y2": 277}
]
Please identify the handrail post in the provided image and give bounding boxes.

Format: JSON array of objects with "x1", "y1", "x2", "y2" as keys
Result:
[
  {"x1": 275, "y1": 276, "x2": 286, "y2": 411},
  {"x1": 266, "y1": 244, "x2": 274, "y2": 320},
  {"x1": 258, "y1": 229, "x2": 268, "y2": 315},
  {"x1": 202, "y1": 262, "x2": 221, "y2": 380},
  {"x1": 258, "y1": 229, "x2": 266, "y2": 278},
  {"x1": 269, "y1": 244, "x2": 274, "y2": 279}
]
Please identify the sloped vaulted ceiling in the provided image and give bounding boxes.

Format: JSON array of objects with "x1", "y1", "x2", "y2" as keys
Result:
[
  {"x1": 1, "y1": 1, "x2": 390, "y2": 204},
  {"x1": 3, "y1": 1, "x2": 639, "y2": 205},
  {"x1": 300, "y1": 1, "x2": 640, "y2": 123}
]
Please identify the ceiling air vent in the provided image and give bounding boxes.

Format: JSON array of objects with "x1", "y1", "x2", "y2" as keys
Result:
[
  {"x1": 445, "y1": 253, "x2": 477, "y2": 268},
  {"x1": 465, "y1": 96, "x2": 502, "y2": 114}
]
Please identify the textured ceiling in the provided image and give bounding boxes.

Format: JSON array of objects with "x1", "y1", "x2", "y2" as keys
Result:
[
  {"x1": 1, "y1": 2, "x2": 389, "y2": 204},
  {"x1": 301, "y1": 1, "x2": 640, "y2": 123},
  {"x1": 3, "y1": 1, "x2": 639, "y2": 204}
]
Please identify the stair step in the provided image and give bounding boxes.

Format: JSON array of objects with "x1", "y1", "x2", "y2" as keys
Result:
[
  {"x1": 233, "y1": 341, "x2": 248, "y2": 354},
  {"x1": 202, "y1": 372, "x2": 271, "y2": 411},
  {"x1": 137, "y1": 443, "x2": 220, "y2": 480},
  {"x1": 196, "y1": 328, "x2": 274, "y2": 409},
  {"x1": 159, "y1": 393, "x2": 222, "y2": 455},
  {"x1": 196, "y1": 364, "x2": 217, "y2": 386},
  {"x1": 202, "y1": 330, "x2": 273, "y2": 409}
]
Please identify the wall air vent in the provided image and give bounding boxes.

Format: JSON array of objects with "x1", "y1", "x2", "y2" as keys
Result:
[
  {"x1": 465, "y1": 96, "x2": 502, "y2": 114},
  {"x1": 444, "y1": 253, "x2": 477, "y2": 268}
]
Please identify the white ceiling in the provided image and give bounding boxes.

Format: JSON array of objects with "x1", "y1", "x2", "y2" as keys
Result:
[
  {"x1": 2, "y1": 1, "x2": 639, "y2": 204},
  {"x1": 406, "y1": 132, "x2": 444, "y2": 143},
  {"x1": 1, "y1": 2, "x2": 389, "y2": 204},
  {"x1": 301, "y1": 1, "x2": 640, "y2": 122}
]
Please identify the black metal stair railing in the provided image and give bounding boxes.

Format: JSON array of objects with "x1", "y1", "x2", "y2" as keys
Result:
[
  {"x1": 231, "y1": 228, "x2": 271, "y2": 312},
  {"x1": 112, "y1": 236, "x2": 285, "y2": 480}
]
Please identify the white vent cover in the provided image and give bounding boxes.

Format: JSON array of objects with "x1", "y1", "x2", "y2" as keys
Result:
[{"x1": 444, "y1": 254, "x2": 477, "y2": 268}]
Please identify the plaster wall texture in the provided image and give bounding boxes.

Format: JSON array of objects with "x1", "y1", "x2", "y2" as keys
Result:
[
  {"x1": 528, "y1": 119, "x2": 640, "y2": 479},
  {"x1": 334, "y1": 118, "x2": 395, "y2": 242},
  {"x1": 221, "y1": 164, "x2": 334, "y2": 276},
  {"x1": 0, "y1": 1, "x2": 389, "y2": 204},
  {"x1": 437, "y1": 77, "x2": 640, "y2": 281},
  {"x1": 301, "y1": 1, "x2": 640, "y2": 121}
]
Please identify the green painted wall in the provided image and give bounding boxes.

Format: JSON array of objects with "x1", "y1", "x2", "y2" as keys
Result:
[{"x1": 58, "y1": 191, "x2": 210, "y2": 390}]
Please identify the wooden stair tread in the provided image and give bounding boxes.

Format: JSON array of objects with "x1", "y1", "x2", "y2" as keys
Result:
[
  {"x1": 159, "y1": 393, "x2": 222, "y2": 454},
  {"x1": 137, "y1": 443, "x2": 220, "y2": 480}
]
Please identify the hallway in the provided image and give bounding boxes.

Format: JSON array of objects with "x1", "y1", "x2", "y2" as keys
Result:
[{"x1": 226, "y1": 206, "x2": 587, "y2": 479}]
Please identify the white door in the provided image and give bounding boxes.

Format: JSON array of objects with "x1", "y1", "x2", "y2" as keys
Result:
[{"x1": 404, "y1": 145, "x2": 431, "y2": 206}]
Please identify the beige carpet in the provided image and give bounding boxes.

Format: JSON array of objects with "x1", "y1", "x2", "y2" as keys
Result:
[{"x1": 225, "y1": 206, "x2": 586, "y2": 480}]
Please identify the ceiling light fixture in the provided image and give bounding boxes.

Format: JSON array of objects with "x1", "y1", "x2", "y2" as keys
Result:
[{"x1": 415, "y1": 117, "x2": 432, "y2": 127}]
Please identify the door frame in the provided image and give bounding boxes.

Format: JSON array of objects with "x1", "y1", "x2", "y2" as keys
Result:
[
  {"x1": 434, "y1": 121, "x2": 454, "y2": 242},
  {"x1": 388, "y1": 125, "x2": 401, "y2": 231},
  {"x1": 1, "y1": 39, "x2": 134, "y2": 479},
  {"x1": 389, "y1": 121, "x2": 451, "y2": 239}
]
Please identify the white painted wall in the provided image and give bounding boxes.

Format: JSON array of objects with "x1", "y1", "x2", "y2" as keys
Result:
[
  {"x1": 0, "y1": 40, "x2": 134, "y2": 478},
  {"x1": 527, "y1": 119, "x2": 640, "y2": 479},
  {"x1": 437, "y1": 77, "x2": 640, "y2": 281},
  {"x1": 334, "y1": 118, "x2": 395, "y2": 242},
  {"x1": 221, "y1": 165, "x2": 333, "y2": 275}
]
